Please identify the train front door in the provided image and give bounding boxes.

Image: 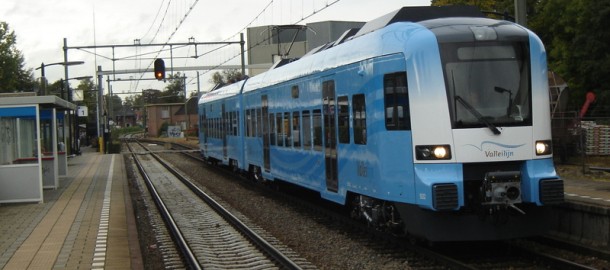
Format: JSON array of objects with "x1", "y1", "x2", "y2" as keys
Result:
[{"x1": 322, "y1": 79, "x2": 338, "y2": 192}]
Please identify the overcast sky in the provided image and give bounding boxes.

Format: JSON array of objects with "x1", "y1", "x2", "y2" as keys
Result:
[{"x1": 2, "y1": 0, "x2": 431, "y2": 95}]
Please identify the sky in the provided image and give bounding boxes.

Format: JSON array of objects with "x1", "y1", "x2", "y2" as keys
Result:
[{"x1": 2, "y1": 0, "x2": 431, "y2": 96}]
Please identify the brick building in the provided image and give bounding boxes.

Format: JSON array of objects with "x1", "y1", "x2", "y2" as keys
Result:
[{"x1": 145, "y1": 97, "x2": 198, "y2": 137}]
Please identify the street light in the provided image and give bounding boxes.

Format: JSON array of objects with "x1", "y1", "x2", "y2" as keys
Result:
[{"x1": 35, "y1": 61, "x2": 85, "y2": 96}]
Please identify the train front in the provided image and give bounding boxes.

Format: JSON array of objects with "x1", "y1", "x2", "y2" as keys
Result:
[{"x1": 399, "y1": 17, "x2": 564, "y2": 241}]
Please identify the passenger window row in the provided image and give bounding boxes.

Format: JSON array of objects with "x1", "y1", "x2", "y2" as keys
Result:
[{"x1": 202, "y1": 111, "x2": 239, "y2": 139}]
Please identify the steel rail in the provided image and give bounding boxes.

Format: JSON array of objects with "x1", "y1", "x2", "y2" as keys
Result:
[
  {"x1": 126, "y1": 142, "x2": 202, "y2": 270},
  {"x1": 135, "y1": 140, "x2": 303, "y2": 270}
]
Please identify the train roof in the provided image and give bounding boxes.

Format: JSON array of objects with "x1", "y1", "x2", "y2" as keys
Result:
[
  {"x1": 236, "y1": 5, "x2": 487, "y2": 94},
  {"x1": 353, "y1": 5, "x2": 484, "y2": 38},
  {"x1": 198, "y1": 79, "x2": 245, "y2": 104}
]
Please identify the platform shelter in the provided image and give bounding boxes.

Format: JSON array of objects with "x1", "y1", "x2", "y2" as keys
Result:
[{"x1": 0, "y1": 95, "x2": 76, "y2": 203}]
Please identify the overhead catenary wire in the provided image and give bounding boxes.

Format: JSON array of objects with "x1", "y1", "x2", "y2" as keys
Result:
[
  {"x1": 134, "y1": 0, "x2": 200, "y2": 91},
  {"x1": 191, "y1": 0, "x2": 342, "y2": 86},
  {"x1": 83, "y1": 0, "x2": 342, "y2": 94}
]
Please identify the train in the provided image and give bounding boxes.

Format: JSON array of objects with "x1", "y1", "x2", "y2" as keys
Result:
[{"x1": 197, "y1": 5, "x2": 564, "y2": 241}]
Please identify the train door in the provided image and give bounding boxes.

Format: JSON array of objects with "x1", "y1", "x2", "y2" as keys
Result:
[
  {"x1": 222, "y1": 103, "x2": 227, "y2": 158},
  {"x1": 202, "y1": 109, "x2": 207, "y2": 153},
  {"x1": 262, "y1": 95, "x2": 270, "y2": 172},
  {"x1": 322, "y1": 79, "x2": 338, "y2": 192}
]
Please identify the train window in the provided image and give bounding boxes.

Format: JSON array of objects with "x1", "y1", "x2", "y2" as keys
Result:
[
  {"x1": 217, "y1": 117, "x2": 221, "y2": 138},
  {"x1": 276, "y1": 113, "x2": 284, "y2": 147},
  {"x1": 270, "y1": 113, "x2": 276, "y2": 146},
  {"x1": 313, "y1": 109, "x2": 323, "y2": 151},
  {"x1": 229, "y1": 111, "x2": 233, "y2": 136},
  {"x1": 291, "y1": 85, "x2": 299, "y2": 98},
  {"x1": 245, "y1": 110, "x2": 251, "y2": 137},
  {"x1": 384, "y1": 72, "x2": 410, "y2": 130},
  {"x1": 284, "y1": 112, "x2": 291, "y2": 147},
  {"x1": 293, "y1": 111, "x2": 301, "y2": 148},
  {"x1": 353, "y1": 94, "x2": 367, "y2": 145},
  {"x1": 202, "y1": 112, "x2": 207, "y2": 139},
  {"x1": 251, "y1": 109, "x2": 256, "y2": 137},
  {"x1": 257, "y1": 107, "x2": 262, "y2": 137},
  {"x1": 302, "y1": 110, "x2": 312, "y2": 149},
  {"x1": 232, "y1": 111, "x2": 237, "y2": 136},
  {"x1": 212, "y1": 118, "x2": 216, "y2": 138},
  {"x1": 338, "y1": 96, "x2": 350, "y2": 144},
  {"x1": 251, "y1": 109, "x2": 255, "y2": 137},
  {"x1": 210, "y1": 118, "x2": 213, "y2": 138},
  {"x1": 215, "y1": 118, "x2": 219, "y2": 138},
  {"x1": 441, "y1": 42, "x2": 532, "y2": 129},
  {"x1": 210, "y1": 118, "x2": 214, "y2": 138}
]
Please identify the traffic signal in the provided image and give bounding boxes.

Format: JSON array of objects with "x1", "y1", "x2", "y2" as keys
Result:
[{"x1": 154, "y1": 58, "x2": 165, "y2": 80}]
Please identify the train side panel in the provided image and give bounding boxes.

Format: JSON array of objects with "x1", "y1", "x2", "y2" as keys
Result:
[{"x1": 198, "y1": 81, "x2": 245, "y2": 169}]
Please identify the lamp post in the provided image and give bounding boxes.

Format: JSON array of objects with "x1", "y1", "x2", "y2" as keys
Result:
[{"x1": 35, "y1": 61, "x2": 84, "y2": 96}]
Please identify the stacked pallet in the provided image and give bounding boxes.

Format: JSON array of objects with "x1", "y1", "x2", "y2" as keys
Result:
[{"x1": 582, "y1": 121, "x2": 610, "y2": 155}]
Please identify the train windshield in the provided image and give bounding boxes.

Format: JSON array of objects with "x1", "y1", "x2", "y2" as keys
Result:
[{"x1": 441, "y1": 41, "x2": 532, "y2": 130}]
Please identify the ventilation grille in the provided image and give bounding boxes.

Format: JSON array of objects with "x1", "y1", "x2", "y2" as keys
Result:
[
  {"x1": 540, "y1": 179, "x2": 564, "y2": 204},
  {"x1": 433, "y1": 184, "x2": 458, "y2": 210}
]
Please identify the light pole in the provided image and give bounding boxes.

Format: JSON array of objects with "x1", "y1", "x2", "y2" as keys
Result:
[{"x1": 35, "y1": 61, "x2": 84, "y2": 96}]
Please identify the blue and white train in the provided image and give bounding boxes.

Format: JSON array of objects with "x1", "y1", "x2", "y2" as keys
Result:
[{"x1": 198, "y1": 6, "x2": 564, "y2": 241}]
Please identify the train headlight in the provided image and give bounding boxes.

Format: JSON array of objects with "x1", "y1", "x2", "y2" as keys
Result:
[
  {"x1": 416, "y1": 145, "x2": 451, "y2": 160},
  {"x1": 535, "y1": 140, "x2": 552, "y2": 155}
]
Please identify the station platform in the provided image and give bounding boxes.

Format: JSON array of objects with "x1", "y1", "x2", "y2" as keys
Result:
[
  {"x1": 563, "y1": 174, "x2": 610, "y2": 207},
  {"x1": 0, "y1": 147, "x2": 142, "y2": 269}
]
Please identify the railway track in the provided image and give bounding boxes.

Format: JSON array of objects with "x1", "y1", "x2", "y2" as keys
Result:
[
  {"x1": 147, "y1": 138, "x2": 608, "y2": 269},
  {"x1": 125, "y1": 140, "x2": 307, "y2": 269}
]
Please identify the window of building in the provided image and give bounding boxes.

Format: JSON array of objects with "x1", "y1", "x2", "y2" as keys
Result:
[{"x1": 161, "y1": 106, "x2": 170, "y2": 119}]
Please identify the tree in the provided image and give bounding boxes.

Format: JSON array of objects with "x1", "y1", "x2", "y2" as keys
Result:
[
  {"x1": 431, "y1": 0, "x2": 539, "y2": 21},
  {"x1": 47, "y1": 79, "x2": 65, "y2": 97},
  {"x1": 529, "y1": 0, "x2": 610, "y2": 113},
  {"x1": 0, "y1": 21, "x2": 36, "y2": 93},
  {"x1": 209, "y1": 69, "x2": 244, "y2": 87},
  {"x1": 159, "y1": 72, "x2": 186, "y2": 103}
]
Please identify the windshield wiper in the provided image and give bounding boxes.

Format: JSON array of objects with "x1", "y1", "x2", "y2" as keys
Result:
[{"x1": 455, "y1": 95, "x2": 501, "y2": 135}]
